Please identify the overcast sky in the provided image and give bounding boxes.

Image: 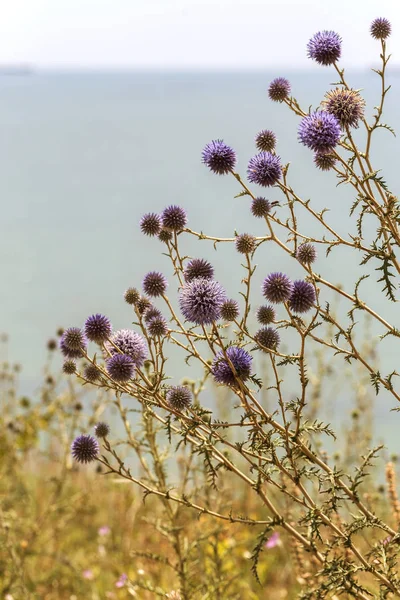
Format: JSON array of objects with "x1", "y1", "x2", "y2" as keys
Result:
[{"x1": 2, "y1": 0, "x2": 399, "y2": 69}]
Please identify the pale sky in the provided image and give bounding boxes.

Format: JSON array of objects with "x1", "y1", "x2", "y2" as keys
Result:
[{"x1": 2, "y1": 0, "x2": 400, "y2": 69}]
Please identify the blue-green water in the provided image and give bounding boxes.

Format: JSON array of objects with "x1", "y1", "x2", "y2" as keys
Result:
[{"x1": 1, "y1": 69, "x2": 400, "y2": 442}]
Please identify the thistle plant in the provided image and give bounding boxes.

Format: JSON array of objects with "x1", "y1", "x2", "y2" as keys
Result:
[{"x1": 62, "y1": 19, "x2": 400, "y2": 599}]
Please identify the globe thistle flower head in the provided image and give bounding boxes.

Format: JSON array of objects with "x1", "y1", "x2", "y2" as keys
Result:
[
  {"x1": 212, "y1": 346, "x2": 252, "y2": 386},
  {"x1": 144, "y1": 307, "x2": 163, "y2": 324},
  {"x1": 166, "y1": 386, "x2": 192, "y2": 411},
  {"x1": 251, "y1": 196, "x2": 271, "y2": 218},
  {"x1": 140, "y1": 212, "x2": 162, "y2": 237},
  {"x1": 62, "y1": 327, "x2": 87, "y2": 351},
  {"x1": 106, "y1": 354, "x2": 135, "y2": 382},
  {"x1": 184, "y1": 258, "x2": 214, "y2": 283},
  {"x1": 314, "y1": 152, "x2": 336, "y2": 171},
  {"x1": 235, "y1": 233, "x2": 256, "y2": 255},
  {"x1": 255, "y1": 130, "x2": 277, "y2": 153},
  {"x1": 255, "y1": 327, "x2": 280, "y2": 351},
  {"x1": 83, "y1": 363, "x2": 101, "y2": 382},
  {"x1": 370, "y1": 18, "x2": 391, "y2": 40},
  {"x1": 247, "y1": 152, "x2": 282, "y2": 187},
  {"x1": 179, "y1": 278, "x2": 227, "y2": 325},
  {"x1": 288, "y1": 280, "x2": 316, "y2": 313},
  {"x1": 124, "y1": 287, "x2": 140, "y2": 305},
  {"x1": 323, "y1": 88, "x2": 365, "y2": 129},
  {"x1": 307, "y1": 31, "x2": 342, "y2": 66},
  {"x1": 71, "y1": 434, "x2": 99, "y2": 464},
  {"x1": 105, "y1": 329, "x2": 148, "y2": 366},
  {"x1": 268, "y1": 77, "x2": 291, "y2": 102},
  {"x1": 63, "y1": 360, "x2": 76, "y2": 375},
  {"x1": 94, "y1": 422, "x2": 110, "y2": 438},
  {"x1": 262, "y1": 272, "x2": 293, "y2": 304},
  {"x1": 47, "y1": 338, "x2": 57, "y2": 351},
  {"x1": 142, "y1": 271, "x2": 168, "y2": 297},
  {"x1": 161, "y1": 205, "x2": 188, "y2": 232},
  {"x1": 296, "y1": 243, "x2": 317, "y2": 264},
  {"x1": 60, "y1": 334, "x2": 86, "y2": 359},
  {"x1": 147, "y1": 316, "x2": 169, "y2": 337},
  {"x1": 136, "y1": 296, "x2": 152, "y2": 315},
  {"x1": 158, "y1": 229, "x2": 173, "y2": 243},
  {"x1": 220, "y1": 299, "x2": 240, "y2": 321},
  {"x1": 202, "y1": 139, "x2": 237, "y2": 175},
  {"x1": 84, "y1": 314, "x2": 112, "y2": 344},
  {"x1": 298, "y1": 111, "x2": 341, "y2": 152},
  {"x1": 256, "y1": 305, "x2": 276, "y2": 325}
]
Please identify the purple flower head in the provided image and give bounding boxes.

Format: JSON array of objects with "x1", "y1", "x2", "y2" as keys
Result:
[
  {"x1": 235, "y1": 233, "x2": 256, "y2": 255},
  {"x1": 115, "y1": 573, "x2": 128, "y2": 588},
  {"x1": 314, "y1": 152, "x2": 336, "y2": 171},
  {"x1": 142, "y1": 271, "x2": 168, "y2": 297},
  {"x1": 158, "y1": 229, "x2": 173, "y2": 243},
  {"x1": 255, "y1": 327, "x2": 280, "y2": 351},
  {"x1": 98, "y1": 525, "x2": 111, "y2": 536},
  {"x1": 288, "y1": 280, "x2": 316, "y2": 313},
  {"x1": 296, "y1": 243, "x2": 317, "y2": 264},
  {"x1": 307, "y1": 31, "x2": 342, "y2": 66},
  {"x1": 94, "y1": 422, "x2": 110, "y2": 438},
  {"x1": 256, "y1": 305, "x2": 276, "y2": 325},
  {"x1": 62, "y1": 360, "x2": 76, "y2": 375},
  {"x1": 262, "y1": 273, "x2": 293, "y2": 304},
  {"x1": 255, "y1": 130, "x2": 277, "y2": 153},
  {"x1": 83, "y1": 363, "x2": 101, "y2": 382},
  {"x1": 166, "y1": 385, "x2": 192, "y2": 410},
  {"x1": 184, "y1": 258, "x2": 214, "y2": 283},
  {"x1": 179, "y1": 278, "x2": 227, "y2": 325},
  {"x1": 140, "y1": 212, "x2": 162, "y2": 237},
  {"x1": 220, "y1": 299, "x2": 240, "y2": 322},
  {"x1": 265, "y1": 532, "x2": 280, "y2": 549},
  {"x1": 84, "y1": 314, "x2": 112, "y2": 344},
  {"x1": 161, "y1": 205, "x2": 187, "y2": 232},
  {"x1": 144, "y1": 307, "x2": 163, "y2": 324},
  {"x1": 251, "y1": 196, "x2": 271, "y2": 218},
  {"x1": 60, "y1": 334, "x2": 86, "y2": 359},
  {"x1": 124, "y1": 287, "x2": 140, "y2": 305},
  {"x1": 370, "y1": 18, "x2": 391, "y2": 40},
  {"x1": 106, "y1": 354, "x2": 135, "y2": 382},
  {"x1": 147, "y1": 316, "x2": 168, "y2": 337},
  {"x1": 62, "y1": 327, "x2": 87, "y2": 351},
  {"x1": 202, "y1": 139, "x2": 237, "y2": 175},
  {"x1": 105, "y1": 329, "x2": 148, "y2": 367},
  {"x1": 247, "y1": 152, "x2": 282, "y2": 187},
  {"x1": 71, "y1": 434, "x2": 99, "y2": 464},
  {"x1": 136, "y1": 296, "x2": 152, "y2": 315},
  {"x1": 323, "y1": 88, "x2": 365, "y2": 129},
  {"x1": 212, "y1": 346, "x2": 252, "y2": 386},
  {"x1": 298, "y1": 111, "x2": 341, "y2": 153},
  {"x1": 268, "y1": 77, "x2": 291, "y2": 102}
]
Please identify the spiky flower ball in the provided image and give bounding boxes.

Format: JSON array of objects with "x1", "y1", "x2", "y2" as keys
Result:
[
  {"x1": 268, "y1": 77, "x2": 291, "y2": 102},
  {"x1": 370, "y1": 18, "x2": 391, "y2": 40},
  {"x1": 184, "y1": 258, "x2": 214, "y2": 283},
  {"x1": 220, "y1": 299, "x2": 240, "y2": 321},
  {"x1": 47, "y1": 339, "x2": 57, "y2": 351},
  {"x1": 63, "y1": 360, "x2": 76, "y2": 375},
  {"x1": 296, "y1": 243, "x2": 317, "y2": 264},
  {"x1": 144, "y1": 307, "x2": 162, "y2": 324},
  {"x1": 323, "y1": 88, "x2": 365, "y2": 129},
  {"x1": 105, "y1": 329, "x2": 147, "y2": 366},
  {"x1": 94, "y1": 422, "x2": 110, "y2": 438},
  {"x1": 298, "y1": 112, "x2": 341, "y2": 153},
  {"x1": 84, "y1": 314, "x2": 112, "y2": 344},
  {"x1": 62, "y1": 327, "x2": 87, "y2": 351},
  {"x1": 143, "y1": 271, "x2": 168, "y2": 297},
  {"x1": 307, "y1": 31, "x2": 342, "y2": 66},
  {"x1": 60, "y1": 334, "x2": 86, "y2": 359},
  {"x1": 262, "y1": 273, "x2": 293, "y2": 304},
  {"x1": 158, "y1": 229, "x2": 173, "y2": 243},
  {"x1": 136, "y1": 296, "x2": 152, "y2": 315},
  {"x1": 212, "y1": 346, "x2": 252, "y2": 386},
  {"x1": 83, "y1": 363, "x2": 101, "y2": 382},
  {"x1": 288, "y1": 280, "x2": 316, "y2": 313},
  {"x1": 256, "y1": 305, "x2": 276, "y2": 325},
  {"x1": 140, "y1": 213, "x2": 162, "y2": 237},
  {"x1": 166, "y1": 386, "x2": 192, "y2": 410},
  {"x1": 71, "y1": 434, "x2": 99, "y2": 464},
  {"x1": 106, "y1": 354, "x2": 135, "y2": 382},
  {"x1": 147, "y1": 316, "x2": 169, "y2": 337},
  {"x1": 247, "y1": 152, "x2": 282, "y2": 187},
  {"x1": 255, "y1": 327, "x2": 280, "y2": 351},
  {"x1": 202, "y1": 139, "x2": 237, "y2": 175},
  {"x1": 314, "y1": 152, "x2": 336, "y2": 171},
  {"x1": 161, "y1": 205, "x2": 187, "y2": 232},
  {"x1": 251, "y1": 196, "x2": 271, "y2": 218},
  {"x1": 255, "y1": 130, "x2": 277, "y2": 153},
  {"x1": 235, "y1": 233, "x2": 256, "y2": 254},
  {"x1": 179, "y1": 278, "x2": 227, "y2": 325},
  {"x1": 124, "y1": 287, "x2": 140, "y2": 305}
]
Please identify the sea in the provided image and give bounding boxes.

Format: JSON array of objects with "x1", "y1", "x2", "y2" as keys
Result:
[{"x1": 1, "y1": 69, "x2": 400, "y2": 446}]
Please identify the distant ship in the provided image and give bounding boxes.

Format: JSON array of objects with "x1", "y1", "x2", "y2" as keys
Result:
[{"x1": 0, "y1": 64, "x2": 34, "y2": 76}]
